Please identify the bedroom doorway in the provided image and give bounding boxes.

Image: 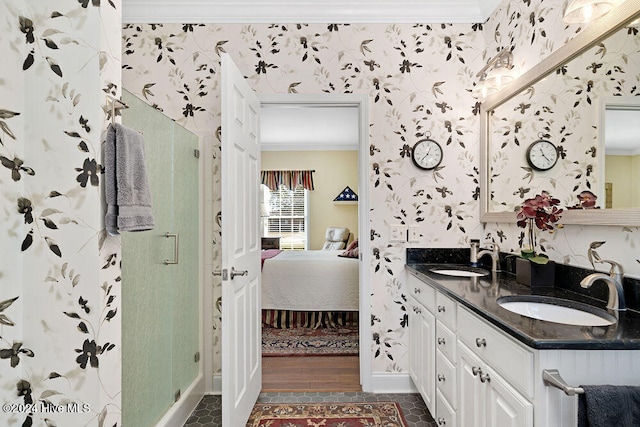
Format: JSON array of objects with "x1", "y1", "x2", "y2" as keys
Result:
[{"x1": 258, "y1": 94, "x2": 371, "y2": 392}]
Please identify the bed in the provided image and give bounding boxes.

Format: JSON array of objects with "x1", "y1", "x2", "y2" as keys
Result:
[{"x1": 261, "y1": 249, "x2": 359, "y2": 328}]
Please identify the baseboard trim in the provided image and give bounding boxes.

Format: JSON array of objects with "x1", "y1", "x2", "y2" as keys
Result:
[
  {"x1": 155, "y1": 373, "x2": 205, "y2": 427},
  {"x1": 213, "y1": 373, "x2": 222, "y2": 394},
  {"x1": 370, "y1": 372, "x2": 418, "y2": 394}
]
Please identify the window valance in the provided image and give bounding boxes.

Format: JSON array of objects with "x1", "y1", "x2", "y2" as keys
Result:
[{"x1": 261, "y1": 169, "x2": 315, "y2": 191}]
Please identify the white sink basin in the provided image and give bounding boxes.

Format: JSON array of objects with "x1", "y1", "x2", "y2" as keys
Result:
[
  {"x1": 497, "y1": 296, "x2": 617, "y2": 327},
  {"x1": 429, "y1": 265, "x2": 490, "y2": 277}
]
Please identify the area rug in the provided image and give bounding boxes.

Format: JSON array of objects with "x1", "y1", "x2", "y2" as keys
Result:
[
  {"x1": 262, "y1": 325, "x2": 359, "y2": 356},
  {"x1": 246, "y1": 401, "x2": 408, "y2": 426}
]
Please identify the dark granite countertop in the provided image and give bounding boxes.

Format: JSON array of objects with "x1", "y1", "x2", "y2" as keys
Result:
[{"x1": 406, "y1": 263, "x2": 640, "y2": 350}]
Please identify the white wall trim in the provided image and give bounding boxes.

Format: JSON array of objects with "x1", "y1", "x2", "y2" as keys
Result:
[
  {"x1": 155, "y1": 374, "x2": 205, "y2": 427},
  {"x1": 370, "y1": 373, "x2": 419, "y2": 394},
  {"x1": 213, "y1": 373, "x2": 222, "y2": 394},
  {"x1": 122, "y1": 0, "x2": 500, "y2": 24}
]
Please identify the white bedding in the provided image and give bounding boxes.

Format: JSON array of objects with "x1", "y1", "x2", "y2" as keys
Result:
[{"x1": 261, "y1": 250, "x2": 359, "y2": 311}]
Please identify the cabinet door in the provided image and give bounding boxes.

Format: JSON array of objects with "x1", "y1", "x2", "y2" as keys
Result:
[
  {"x1": 409, "y1": 297, "x2": 436, "y2": 415},
  {"x1": 458, "y1": 342, "x2": 486, "y2": 427},
  {"x1": 458, "y1": 342, "x2": 533, "y2": 427},
  {"x1": 485, "y1": 366, "x2": 533, "y2": 427}
]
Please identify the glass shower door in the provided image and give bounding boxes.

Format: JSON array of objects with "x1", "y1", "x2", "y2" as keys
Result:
[{"x1": 121, "y1": 90, "x2": 200, "y2": 427}]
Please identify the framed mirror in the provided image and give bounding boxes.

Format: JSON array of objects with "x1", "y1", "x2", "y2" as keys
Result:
[{"x1": 480, "y1": 0, "x2": 640, "y2": 226}]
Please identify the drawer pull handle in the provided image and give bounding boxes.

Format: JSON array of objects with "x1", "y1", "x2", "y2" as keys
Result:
[
  {"x1": 480, "y1": 372, "x2": 491, "y2": 383},
  {"x1": 472, "y1": 366, "x2": 482, "y2": 377},
  {"x1": 475, "y1": 338, "x2": 487, "y2": 348},
  {"x1": 437, "y1": 338, "x2": 446, "y2": 345},
  {"x1": 438, "y1": 374, "x2": 446, "y2": 382},
  {"x1": 414, "y1": 287, "x2": 421, "y2": 294},
  {"x1": 437, "y1": 305, "x2": 446, "y2": 313},
  {"x1": 437, "y1": 417, "x2": 446, "y2": 425}
]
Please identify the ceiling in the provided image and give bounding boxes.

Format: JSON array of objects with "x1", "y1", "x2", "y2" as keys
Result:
[
  {"x1": 122, "y1": 0, "x2": 503, "y2": 24},
  {"x1": 260, "y1": 105, "x2": 360, "y2": 151}
]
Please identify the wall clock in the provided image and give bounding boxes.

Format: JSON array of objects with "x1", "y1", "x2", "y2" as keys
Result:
[
  {"x1": 526, "y1": 139, "x2": 558, "y2": 171},
  {"x1": 411, "y1": 138, "x2": 443, "y2": 170}
]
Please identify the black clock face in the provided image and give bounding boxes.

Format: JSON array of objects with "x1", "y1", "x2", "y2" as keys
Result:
[
  {"x1": 412, "y1": 139, "x2": 443, "y2": 170},
  {"x1": 526, "y1": 140, "x2": 558, "y2": 171}
]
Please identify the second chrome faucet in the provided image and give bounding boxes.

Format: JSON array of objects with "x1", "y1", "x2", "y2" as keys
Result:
[
  {"x1": 580, "y1": 259, "x2": 626, "y2": 311},
  {"x1": 470, "y1": 239, "x2": 500, "y2": 272}
]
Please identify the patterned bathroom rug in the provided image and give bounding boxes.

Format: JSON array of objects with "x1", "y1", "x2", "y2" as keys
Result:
[
  {"x1": 246, "y1": 401, "x2": 408, "y2": 426},
  {"x1": 262, "y1": 325, "x2": 359, "y2": 356}
]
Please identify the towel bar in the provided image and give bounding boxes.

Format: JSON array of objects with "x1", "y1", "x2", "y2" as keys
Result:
[
  {"x1": 107, "y1": 95, "x2": 129, "y2": 125},
  {"x1": 542, "y1": 369, "x2": 585, "y2": 395}
]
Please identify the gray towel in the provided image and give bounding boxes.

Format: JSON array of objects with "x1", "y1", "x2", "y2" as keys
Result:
[
  {"x1": 104, "y1": 123, "x2": 154, "y2": 235},
  {"x1": 578, "y1": 385, "x2": 640, "y2": 427}
]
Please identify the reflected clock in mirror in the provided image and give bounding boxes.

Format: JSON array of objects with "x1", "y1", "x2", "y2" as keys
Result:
[{"x1": 479, "y1": 0, "x2": 640, "y2": 226}]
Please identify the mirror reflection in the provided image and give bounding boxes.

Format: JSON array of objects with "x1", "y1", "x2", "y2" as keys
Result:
[
  {"x1": 601, "y1": 99, "x2": 640, "y2": 209},
  {"x1": 485, "y1": 15, "x2": 640, "y2": 216}
]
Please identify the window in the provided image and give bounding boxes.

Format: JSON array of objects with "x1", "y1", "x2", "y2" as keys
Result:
[{"x1": 261, "y1": 184, "x2": 308, "y2": 250}]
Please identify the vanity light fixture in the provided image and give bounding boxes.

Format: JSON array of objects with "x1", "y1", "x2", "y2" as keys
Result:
[
  {"x1": 473, "y1": 48, "x2": 514, "y2": 100},
  {"x1": 563, "y1": 0, "x2": 614, "y2": 24}
]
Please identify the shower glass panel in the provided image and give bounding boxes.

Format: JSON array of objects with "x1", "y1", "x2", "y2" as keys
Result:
[{"x1": 121, "y1": 90, "x2": 199, "y2": 427}]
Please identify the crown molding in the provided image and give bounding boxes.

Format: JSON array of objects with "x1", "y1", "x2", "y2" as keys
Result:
[{"x1": 122, "y1": 0, "x2": 499, "y2": 24}]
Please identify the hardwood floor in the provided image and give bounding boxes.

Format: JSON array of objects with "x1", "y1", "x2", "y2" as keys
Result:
[{"x1": 262, "y1": 355, "x2": 361, "y2": 392}]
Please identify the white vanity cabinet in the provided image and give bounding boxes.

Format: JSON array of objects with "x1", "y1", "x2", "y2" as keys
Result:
[
  {"x1": 407, "y1": 269, "x2": 640, "y2": 427},
  {"x1": 408, "y1": 273, "x2": 436, "y2": 414},
  {"x1": 408, "y1": 273, "x2": 458, "y2": 426},
  {"x1": 457, "y1": 306, "x2": 534, "y2": 427},
  {"x1": 434, "y1": 292, "x2": 457, "y2": 426}
]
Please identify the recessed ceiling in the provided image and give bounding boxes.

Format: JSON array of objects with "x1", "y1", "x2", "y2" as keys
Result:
[
  {"x1": 260, "y1": 105, "x2": 359, "y2": 151},
  {"x1": 122, "y1": 0, "x2": 503, "y2": 24}
]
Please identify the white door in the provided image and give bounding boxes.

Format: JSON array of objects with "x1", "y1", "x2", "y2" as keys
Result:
[{"x1": 221, "y1": 52, "x2": 262, "y2": 427}]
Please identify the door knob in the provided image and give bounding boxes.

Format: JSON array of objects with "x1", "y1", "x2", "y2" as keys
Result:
[
  {"x1": 230, "y1": 267, "x2": 248, "y2": 279},
  {"x1": 212, "y1": 269, "x2": 228, "y2": 280}
]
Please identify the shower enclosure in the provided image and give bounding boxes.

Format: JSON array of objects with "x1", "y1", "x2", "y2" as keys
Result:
[{"x1": 120, "y1": 90, "x2": 201, "y2": 426}]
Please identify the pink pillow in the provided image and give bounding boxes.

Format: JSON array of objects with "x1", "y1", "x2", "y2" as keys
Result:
[
  {"x1": 346, "y1": 238, "x2": 358, "y2": 251},
  {"x1": 338, "y1": 247, "x2": 359, "y2": 259}
]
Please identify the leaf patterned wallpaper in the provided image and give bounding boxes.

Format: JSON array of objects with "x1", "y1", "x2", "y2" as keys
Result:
[
  {"x1": 2, "y1": 3, "x2": 636, "y2": 422},
  {"x1": 121, "y1": 0, "x2": 640, "y2": 380},
  {"x1": 1, "y1": 0, "x2": 122, "y2": 425}
]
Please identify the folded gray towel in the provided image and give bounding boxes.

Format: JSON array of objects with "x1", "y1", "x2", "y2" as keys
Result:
[
  {"x1": 104, "y1": 123, "x2": 154, "y2": 235},
  {"x1": 578, "y1": 385, "x2": 640, "y2": 427}
]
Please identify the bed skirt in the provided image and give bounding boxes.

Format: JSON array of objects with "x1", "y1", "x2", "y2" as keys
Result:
[{"x1": 262, "y1": 309, "x2": 359, "y2": 329}]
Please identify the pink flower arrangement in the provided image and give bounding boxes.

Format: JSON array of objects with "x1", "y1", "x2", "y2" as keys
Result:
[{"x1": 516, "y1": 191, "x2": 563, "y2": 264}]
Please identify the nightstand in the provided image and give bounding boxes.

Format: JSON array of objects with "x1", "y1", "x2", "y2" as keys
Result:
[{"x1": 261, "y1": 237, "x2": 280, "y2": 250}]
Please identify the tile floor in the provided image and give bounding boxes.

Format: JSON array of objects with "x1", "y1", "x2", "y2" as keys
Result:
[{"x1": 184, "y1": 392, "x2": 436, "y2": 426}]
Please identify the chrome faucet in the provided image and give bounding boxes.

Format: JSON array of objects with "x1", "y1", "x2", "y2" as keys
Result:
[
  {"x1": 470, "y1": 240, "x2": 500, "y2": 271},
  {"x1": 580, "y1": 259, "x2": 626, "y2": 311}
]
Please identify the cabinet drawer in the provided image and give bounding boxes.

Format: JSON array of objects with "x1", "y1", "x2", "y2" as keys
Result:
[
  {"x1": 457, "y1": 306, "x2": 534, "y2": 398},
  {"x1": 408, "y1": 273, "x2": 436, "y2": 313},
  {"x1": 436, "y1": 292, "x2": 456, "y2": 331},
  {"x1": 436, "y1": 350, "x2": 457, "y2": 408},
  {"x1": 436, "y1": 321, "x2": 456, "y2": 362},
  {"x1": 435, "y1": 389, "x2": 456, "y2": 427}
]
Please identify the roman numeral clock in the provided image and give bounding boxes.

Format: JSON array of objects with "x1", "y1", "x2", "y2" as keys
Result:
[
  {"x1": 526, "y1": 139, "x2": 558, "y2": 171},
  {"x1": 411, "y1": 138, "x2": 443, "y2": 170}
]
